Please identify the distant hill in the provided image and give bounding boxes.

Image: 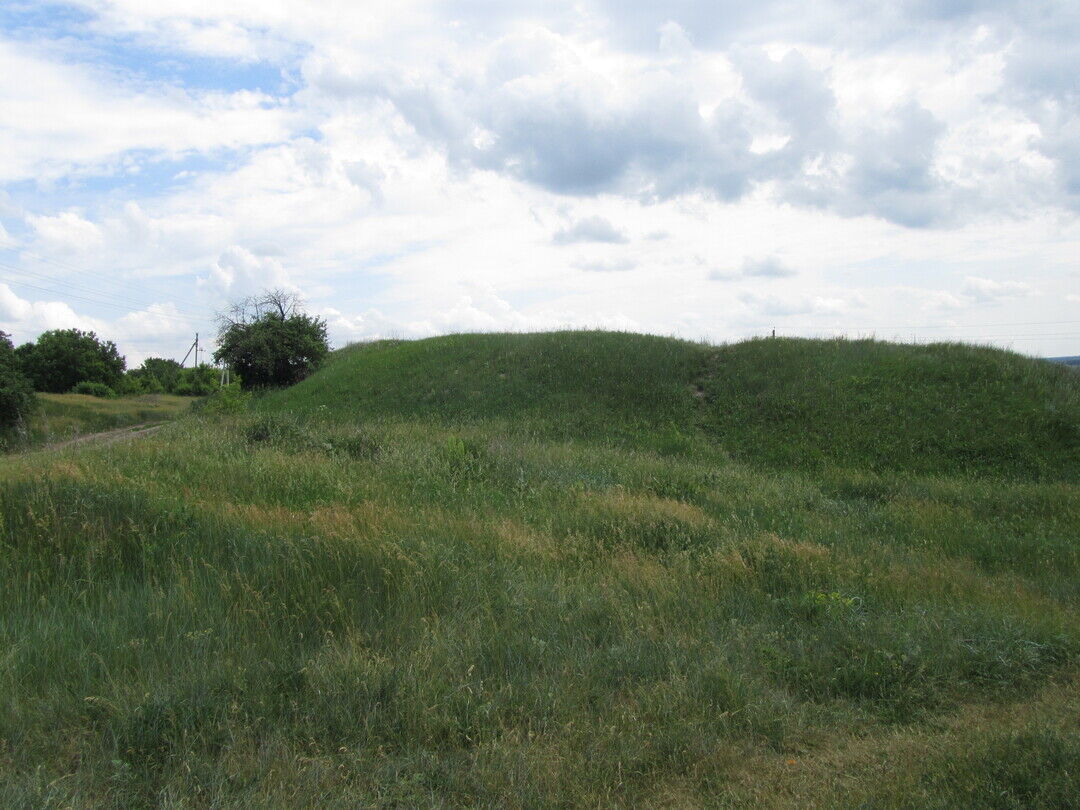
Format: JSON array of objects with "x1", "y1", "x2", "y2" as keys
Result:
[
  {"x1": 261, "y1": 332, "x2": 1080, "y2": 479},
  {"x1": 1049, "y1": 355, "x2": 1080, "y2": 367}
]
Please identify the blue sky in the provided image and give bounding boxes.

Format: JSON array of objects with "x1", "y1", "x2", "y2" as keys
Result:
[{"x1": 0, "y1": 0, "x2": 1077, "y2": 363}]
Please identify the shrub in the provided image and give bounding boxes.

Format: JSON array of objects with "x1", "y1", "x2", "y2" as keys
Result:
[
  {"x1": 0, "y1": 330, "x2": 36, "y2": 434},
  {"x1": 173, "y1": 366, "x2": 220, "y2": 396},
  {"x1": 71, "y1": 381, "x2": 117, "y2": 398},
  {"x1": 16, "y1": 329, "x2": 125, "y2": 393},
  {"x1": 196, "y1": 383, "x2": 251, "y2": 415},
  {"x1": 0, "y1": 365, "x2": 36, "y2": 433},
  {"x1": 118, "y1": 371, "x2": 165, "y2": 395}
]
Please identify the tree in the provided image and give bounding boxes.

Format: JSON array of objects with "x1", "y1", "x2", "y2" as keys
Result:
[
  {"x1": 16, "y1": 329, "x2": 126, "y2": 393},
  {"x1": 142, "y1": 357, "x2": 184, "y2": 391},
  {"x1": 173, "y1": 365, "x2": 220, "y2": 396},
  {"x1": 123, "y1": 357, "x2": 182, "y2": 394},
  {"x1": 213, "y1": 290, "x2": 329, "y2": 389},
  {"x1": 0, "y1": 331, "x2": 35, "y2": 432}
]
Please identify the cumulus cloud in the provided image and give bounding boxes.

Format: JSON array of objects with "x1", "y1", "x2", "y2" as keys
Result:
[
  {"x1": 0, "y1": 39, "x2": 297, "y2": 185},
  {"x1": 202, "y1": 246, "x2": 295, "y2": 297},
  {"x1": 961, "y1": 276, "x2": 1034, "y2": 302},
  {"x1": 0, "y1": 0, "x2": 1077, "y2": 359},
  {"x1": 28, "y1": 212, "x2": 105, "y2": 253},
  {"x1": 738, "y1": 290, "x2": 851, "y2": 318},
  {"x1": 0, "y1": 282, "x2": 108, "y2": 336},
  {"x1": 575, "y1": 257, "x2": 637, "y2": 272},
  {"x1": 710, "y1": 256, "x2": 797, "y2": 281},
  {"x1": 552, "y1": 216, "x2": 629, "y2": 244}
]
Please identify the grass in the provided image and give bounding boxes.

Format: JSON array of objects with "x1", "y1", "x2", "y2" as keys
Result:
[
  {"x1": 4, "y1": 392, "x2": 195, "y2": 451},
  {"x1": 266, "y1": 332, "x2": 1080, "y2": 479},
  {"x1": 1, "y1": 332, "x2": 1078, "y2": 807}
]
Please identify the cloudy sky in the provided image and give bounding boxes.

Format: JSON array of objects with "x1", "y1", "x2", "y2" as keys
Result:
[{"x1": 0, "y1": 0, "x2": 1077, "y2": 363}]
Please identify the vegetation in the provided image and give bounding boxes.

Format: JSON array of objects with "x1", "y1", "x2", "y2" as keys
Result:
[
  {"x1": 214, "y1": 289, "x2": 329, "y2": 389},
  {"x1": 0, "y1": 332, "x2": 1077, "y2": 807},
  {"x1": 0, "y1": 330, "x2": 35, "y2": 434},
  {"x1": 8, "y1": 392, "x2": 194, "y2": 450},
  {"x1": 14, "y1": 328, "x2": 125, "y2": 393},
  {"x1": 71, "y1": 380, "x2": 117, "y2": 398},
  {"x1": 123, "y1": 359, "x2": 221, "y2": 397},
  {"x1": 268, "y1": 332, "x2": 1080, "y2": 479}
]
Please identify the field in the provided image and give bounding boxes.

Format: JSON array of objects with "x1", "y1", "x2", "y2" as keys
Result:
[
  {"x1": 7, "y1": 392, "x2": 195, "y2": 451},
  {"x1": 1, "y1": 333, "x2": 1078, "y2": 807}
]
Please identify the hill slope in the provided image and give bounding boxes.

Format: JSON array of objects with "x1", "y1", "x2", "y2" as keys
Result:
[
  {"x1": 262, "y1": 332, "x2": 1080, "y2": 479},
  {"x1": 2, "y1": 332, "x2": 1078, "y2": 807}
]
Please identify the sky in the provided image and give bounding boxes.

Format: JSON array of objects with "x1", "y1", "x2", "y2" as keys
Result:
[{"x1": 0, "y1": 0, "x2": 1077, "y2": 364}]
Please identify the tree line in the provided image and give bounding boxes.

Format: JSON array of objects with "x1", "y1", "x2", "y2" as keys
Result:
[{"x1": 1, "y1": 289, "x2": 329, "y2": 436}]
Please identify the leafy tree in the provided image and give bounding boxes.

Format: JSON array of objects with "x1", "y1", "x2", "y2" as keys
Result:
[
  {"x1": 0, "y1": 330, "x2": 15, "y2": 368},
  {"x1": 16, "y1": 328, "x2": 125, "y2": 393},
  {"x1": 214, "y1": 290, "x2": 329, "y2": 389},
  {"x1": 71, "y1": 381, "x2": 116, "y2": 398},
  {"x1": 123, "y1": 357, "x2": 185, "y2": 394},
  {"x1": 173, "y1": 365, "x2": 220, "y2": 396},
  {"x1": 0, "y1": 331, "x2": 35, "y2": 432},
  {"x1": 119, "y1": 370, "x2": 165, "y2": 396}
]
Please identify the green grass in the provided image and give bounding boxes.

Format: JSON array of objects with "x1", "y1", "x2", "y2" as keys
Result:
[
  {"x1": 1, "y1": 332, "x2": 1077, "y2": 807},
  {"x1": 6, "y1": 392, "x2": 194, "y2": 451},
  {"x1": 265, "y1": 332, "x2": 1080, "y2": 479}
]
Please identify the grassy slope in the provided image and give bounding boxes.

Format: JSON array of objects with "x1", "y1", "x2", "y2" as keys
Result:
[
  {"x1": 266, "y1": 332, "x2": 1080, "y2": 479},
  {"x1": 10, "y1": 392, "x2": 194, "y2": 450},
  {"x1": 1, "y1": 332, "x2": 1078, "y2": 808}
]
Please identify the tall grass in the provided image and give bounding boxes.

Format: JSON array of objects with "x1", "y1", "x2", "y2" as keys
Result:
[
  {"x1": 1, "y1": 333, "x2": 1077, "y2": 807},
  {"x1": 5, "y1": 392, "x2": 194, "y2": 451}
]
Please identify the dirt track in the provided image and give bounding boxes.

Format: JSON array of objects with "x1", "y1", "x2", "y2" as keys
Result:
[{"x1": 48, "y1": 422, "x2": 164, "y2": 451}]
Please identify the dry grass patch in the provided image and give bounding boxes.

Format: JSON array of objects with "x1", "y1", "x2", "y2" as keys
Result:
[{"x1": 586, "y1": 489, "x2": 710, "y2": 526}]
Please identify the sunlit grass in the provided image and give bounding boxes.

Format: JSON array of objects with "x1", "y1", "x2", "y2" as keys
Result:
[
  {"x1": 8, "y1": 392, "x2": 195, "y2": 450},
  {"x1": 1, "y1": 333, "x2": 1078, "y2": 807}
]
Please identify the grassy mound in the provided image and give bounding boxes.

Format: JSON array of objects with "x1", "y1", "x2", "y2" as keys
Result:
[
  {"x1": 2, "y1": 331, "x2": 1077, "y2": 806},
  {"x1": 263, "y1": 332, "x2": 1080, "y2": 479},
  {"x1": 2, "y1": 413, "x2": 1077, "y2": 807}
]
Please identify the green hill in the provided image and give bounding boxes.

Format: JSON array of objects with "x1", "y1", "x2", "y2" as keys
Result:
[
  {"x1": 3, "y1": 331, "x2": 1078, "y2": 807},
  {"x1": 262, "y1": 332, "x2": 1080, "y2": 479}
]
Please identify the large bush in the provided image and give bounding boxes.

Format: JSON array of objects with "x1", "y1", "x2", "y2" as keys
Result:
[
  {"x1": 173, "y1": 365, "x2": 220, "y2": 396},
  {"x1": 124, "y1": 357, "x2": 181, "y2": 394},
  {"x1": 71, "y1": 381, "x2": 116, "y2": 398},
  {"x1": 16, "y1": 329, "x2": 125, "y2": 393},
  {"x1": 0, "y1": 331, "x2": 35, "y2": 432},
  {"x1": 214, "y1": 290, "x2": 328, "y2": 389}
]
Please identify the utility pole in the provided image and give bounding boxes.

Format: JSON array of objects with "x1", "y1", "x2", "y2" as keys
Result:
[{"x1": 180, "y1": 333, "x2": 199, "y2": 368}]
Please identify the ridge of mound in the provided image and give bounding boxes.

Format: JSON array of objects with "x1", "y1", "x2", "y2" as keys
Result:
[{"x1": 260, "y1": 331, "x2": 1080, "y2": 479}]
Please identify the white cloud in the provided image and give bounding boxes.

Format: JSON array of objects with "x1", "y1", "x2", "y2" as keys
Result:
[
  {"x1": 738, "y1": 291, "x2": 852, "y2": 318},
  {"x1": 575, "y1": 257, "x2": 637, "y2": 273},
  {"x1": 710, "y1": 256, "x2": 797, "y2": 281},
  {"x1": 961, "y1": 276, "x2": 1035, "y2": 302},
  {"x1": 202, "y1": 246, "x2": 295, "y2": 297},
  {"x1": 0, "y1": 0, "x2": 1077, "y2": 359},
  {"x1": 28, "y1": 212, "x2": 105, "y2": 253},
  {"x1": 552, "y1": 216, "x2": 629, "y2": 244},
  {"x1": 0, "y1": 38, "x2": 296, "y2": 184},
  {"x1": 0, "y1": 283, "x2": 108, "y2": 335}
]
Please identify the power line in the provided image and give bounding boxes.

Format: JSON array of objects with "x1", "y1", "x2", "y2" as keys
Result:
[
  {"x1": 774, "y1": 329, "x2": 1080, "y2": 340},
  {"x1": 0, "y1": 261, "x2": 211, "y2": 320},
  {"x1": 0, "y1": 239, "x2": 212, "y2": 315},
  {"x1": 772, "y1": 319, "x2": 1080, "y2": 331},
  {"x1": 0, "y1": 274, "x2": 213, "y2": 327}
]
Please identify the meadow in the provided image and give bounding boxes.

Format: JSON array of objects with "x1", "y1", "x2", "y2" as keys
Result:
[
  {"x1": 5, "y1": 392, "x2": 194, "y2": 451},
  {"x1": 1, "y1": 333, "x2": 1077, "y2": 808}
]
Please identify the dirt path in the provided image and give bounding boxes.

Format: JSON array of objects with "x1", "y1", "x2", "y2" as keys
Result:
[{"x1": 48, "y1": 422, "x2": 165, "y2": 451}]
